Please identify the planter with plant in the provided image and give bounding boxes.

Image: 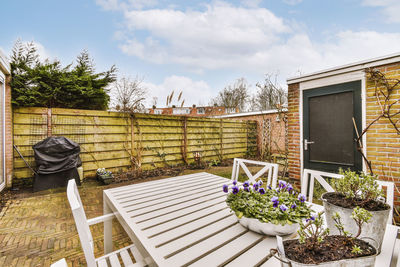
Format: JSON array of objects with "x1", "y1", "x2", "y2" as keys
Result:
[
  {"x1": 223, "y1": 180, "x2": 313, "y2": 235},
  {"x1": 96, "y1": 168, "x2": 113, "y2": 185},
  {"x1": 275, "y1": 209, "x2": 377, "y2": 266},
  {"x1": 321, "y1": 169, "x2": 390, "y2": 252}
]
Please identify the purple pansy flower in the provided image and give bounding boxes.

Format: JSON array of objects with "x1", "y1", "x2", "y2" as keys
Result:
[
  {"x1": 253, "y1": 183, "x2": 259, "y2": 191},
  {"x1": 278, "y1": 180, "x2": 287, "y2": 189},
  {"x1": 280, "y1": 204, "x2": 288, "y2": 212},
  {"x1": 271, "y1": 196, "x2": 279, "y2": 208},
  {"x1": 298, "y1": 193, "x2": 306, "y2": 203},
  {"x1": 258, "y1": 180, "x2": 263, "y2": 186},
  {"x1": 259, "y1": 188, "x2": 266, "y2": 194},
  {"x1": 232, "y1": 185, "x2": 239, "y2": 194},
  {"x1": 306, "y1": 215, "x2": 316, "y2": 222},
  {"x1": 286, "y1": 184, "x2": 293, "y2": 192},
  {"x1": 244, "y1": 187, "x2": 250, "y2": 192},
  {"x1": 233, "y1": 180, "x2": 237, "y2": 185},
  {"x1": 222, "y1": 184, "x2": 229, "y2": 193},
  {"x1": 267, "y1": 185, "x2": 272, "y2": 190},
  {"x1": 243, "y1": 181, "x2": 250, "y2": 188},
  {"x1": 291, "y1": 203, "x2": 297, "y2": 209}
]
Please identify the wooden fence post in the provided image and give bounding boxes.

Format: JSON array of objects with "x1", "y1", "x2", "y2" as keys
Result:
[
  {"x1": 47, "y1": 108, "x2": 52, "y2": 137},
  {"x1": 181, "y1": 116, "x2": 188, "y2": 165},
  {"x1": 219, "y1": 119, "x2": 223, "y2": 160},
  {"x1": 130, "y1": 115, "x2": 135, "y2": 168}
]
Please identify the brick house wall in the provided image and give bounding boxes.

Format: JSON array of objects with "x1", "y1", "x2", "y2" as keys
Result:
[
  {"x1": 287, "y1": 83, "x2": 301, "y2": 181},
  {"x1": 365, "y1": 62, "x2": 400, "y2": 207},
  {"x1": 286, "y1": 54, "x2": 400, "y2": 219},
  {"x1": 218, "y1": 110, "x2": 287, "y2": 156}
]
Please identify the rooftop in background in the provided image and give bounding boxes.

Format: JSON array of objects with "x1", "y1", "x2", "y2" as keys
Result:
[
  {"x1": 145, "y1": 106, "x2": 239, "y2": 117},
  {"x1": 287, "y1": 52, "x2": 400, "y2": 84},
  {"x1": 214, "y1": 108, "x2": 287, "y2": 119}
]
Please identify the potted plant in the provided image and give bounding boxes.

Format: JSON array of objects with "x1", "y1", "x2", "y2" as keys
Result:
[
  {"x1": 321, "y1": 169, "x2": 390, "y2": 252},
  {"x1": 275, "y1": 209, "x2": 378, "y2": 266},
  {"x1": 96, "y1": 168, "x2": 113, "y2": 185},
  {"x1": 223, "y1": 180, "x2": 313, "y2": 235}
]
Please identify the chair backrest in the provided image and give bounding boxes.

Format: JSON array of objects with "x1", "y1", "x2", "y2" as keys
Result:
[
  {"x1": 301, "y1": 169, "x2": 394, "y2": 224},
  {"x1": 67, "y1": 179, "x2": 97, "y2": 266},
  {"x1": 231, "y1": 158, "x2": 279, "y2": 188},
  {"x1": 376, "y1": 180, "x2": 394, "y2": 224},
  {"x1": 301, "y1": 169, "x2": 343, "y2": 203}
]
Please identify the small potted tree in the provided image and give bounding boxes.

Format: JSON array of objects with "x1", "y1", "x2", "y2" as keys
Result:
[
  {"x1": 275, "y1": 209, "x2": 378, "y2": 266},
  {"x1": 223, "y1": 180, "x2": 313, "y2": 236},
  {"x1": 321, "y1": 169, "x2": 390, "y2": 252}
]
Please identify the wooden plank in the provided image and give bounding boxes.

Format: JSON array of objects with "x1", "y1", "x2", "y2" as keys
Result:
[
  {"x1": 189, "y1": 231, "x2": 264, "y2": 267},
  {"x1": 149, "y1": 209, "x2": 233, "y2": 246},
  {"x1": 164, "y1": 223, "x2": 247, "y2": 266},
  {"x1": 120, "y1": 249, "x2": 134, "y2": 266},
  {"x1": 142, "y1": 201, "x2": 229, "y2": 236},
  {"x1": 225, "y1": 238, "x2": 278, "y2": 267},
  {"x1": 96, "y1": 258, "x2": 108, "y2": 267},
  {"x1": 375, "y1": 224, "x2": 398, "y2": 267},
  {"x1": 157, "y1": 215, "x2": 238, "y2": 257},
  {"x1": 125, "y1": 186, "x2": 227, "y2": 217},
  {"x1": 108, "y1": 254, "x2": 122, "y2": 267}
]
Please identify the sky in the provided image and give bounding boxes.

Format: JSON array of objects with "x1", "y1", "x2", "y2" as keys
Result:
[{"x1": 1, "y1": 0, "x2": 400, "y2": 108}]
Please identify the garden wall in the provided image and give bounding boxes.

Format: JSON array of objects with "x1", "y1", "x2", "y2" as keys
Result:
[{"x1": 12, "y1": 107, "x2": 257, "y2": 185}]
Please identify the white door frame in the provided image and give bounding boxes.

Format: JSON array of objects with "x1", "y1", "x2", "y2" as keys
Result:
[
  {"x1": 0, "y1": 74, "x2": 5, "y2": 191},
  {"x1": 299, "y1": 71, "x2": 367, "y2": 180}
]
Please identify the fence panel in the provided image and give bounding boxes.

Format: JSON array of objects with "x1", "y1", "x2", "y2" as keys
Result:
[{"x1": 13, "y1": 107, "x2": 257, "y2": 184}]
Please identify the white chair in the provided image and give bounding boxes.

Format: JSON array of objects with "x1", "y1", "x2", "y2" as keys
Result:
[
  {"x1": 301, "y1": 168, "x2": 394, "y2": 224},
  {"x1": 67, "y1": 179, "x2": 145, "y2": 267},
  {"x1": 51, "y1": 258, "x2": 68, "y2": 267},
  {"x1": 231, "y1": 158, "x2": 279, "y2": 188}
]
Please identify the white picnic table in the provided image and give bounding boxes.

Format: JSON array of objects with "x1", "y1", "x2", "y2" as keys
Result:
[{"x1": 103, "y1": 172, "x2": 399, "y2": 267}]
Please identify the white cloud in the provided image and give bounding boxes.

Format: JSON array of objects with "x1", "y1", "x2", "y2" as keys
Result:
[
  {"x1": 362, "y1": 0, "x2": 400, "y2": 23},
  {"x1": 240, "y1": 0, "x2": 262, "y2": 8},
  {"x1": 141, "y1": 75, "x2": 214, "y2": 107},
  {"x1": 120, "y1": 1, "x2": 290, "y2": 72},
  {"x1": 282, "y1": 0, "x2": 302, "y2": 5}
]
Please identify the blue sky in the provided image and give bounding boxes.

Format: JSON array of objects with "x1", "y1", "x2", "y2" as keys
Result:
[{"x1": 1, "y1": 0, "x2": 400, "y2": 107}]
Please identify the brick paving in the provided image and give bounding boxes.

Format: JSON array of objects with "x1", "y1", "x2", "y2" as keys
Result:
[{"x1": 0, "y1": 177, "x2": 178, "y2": 267}]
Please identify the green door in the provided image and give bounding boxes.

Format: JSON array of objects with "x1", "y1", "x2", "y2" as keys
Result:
[{"x1": 303, "y1": 81, "x2": 362, "y2": 173}]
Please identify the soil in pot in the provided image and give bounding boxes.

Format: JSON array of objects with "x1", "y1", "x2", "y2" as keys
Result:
[
  {"x1": 283, "y1": 235, "x2": 376, "y2": 265},
  {"x1": 322, "y1": 192, "x2": 389, "y2": 211}
]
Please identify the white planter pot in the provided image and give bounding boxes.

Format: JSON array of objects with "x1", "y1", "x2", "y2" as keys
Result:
[
  {"x1": 321, "y1": 192, "x2": 390, "y2": 252},
  {"x1": 238, "y1": 216, "x2": 299, "y2": 236}
]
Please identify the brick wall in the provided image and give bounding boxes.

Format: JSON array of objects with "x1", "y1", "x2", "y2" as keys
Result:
[
  {"x1": 365, "y1": 62, "x2": 400, "y2": 208},
  {"x1": 5, "y1": 75, "x2": 12, "y2": 187},
  {"x1": 287, "y1": 83, "x2": 301, "y2": 181}
]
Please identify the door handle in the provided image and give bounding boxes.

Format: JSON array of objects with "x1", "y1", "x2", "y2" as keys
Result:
[{"x1": 304, "y1": 139, "x2": 314, "y2": 151}]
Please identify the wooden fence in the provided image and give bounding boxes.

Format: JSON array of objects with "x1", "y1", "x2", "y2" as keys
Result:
[{"x1": 13, "y1": 107, "x2": 257, "y2": 183}]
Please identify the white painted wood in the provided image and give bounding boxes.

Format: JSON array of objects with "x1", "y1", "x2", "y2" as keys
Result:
[
  {"x1": 164, "y1": 223, "x2": 247, "y2": 266},
  {"x1": 232, "y1": 158, "x2": 279, "y2": 188},
  {"x1": 120, "y1": 250, "x2": 134, "y2": 266},
  {"x1": 376, "y1": 180, "x2": 395, "y2": 224},
  {"x1": 50, "y1": 258, "x2": 68, "y2": 267},
  {"x1": 87, "y1": 213, "x2": 114, "y2": 226},
  {"x1": 97, "y1": 258, "x2": 108, "y2": 267},
  {"x1": 189, "y1": 231, "x2": 263, "y2": 267},
  {"x1": 66, "y1": 179, "x2": 144, "y2": 267},
  {"x1": 225, "y1": 238, "x2": 278, "y2": 267},
  {"x1": 109, "y1": 254, "x2": 121, "y2": 267},
  {"x1": 103, "y1": 172, "x2": 399, "y2": 267},
  {"x1": 104, "y1": 191, "x2": 113, "y2": 254},
  {"x1": 376, "y1": 224, "x2": 397, "y2": 267},
  {"x1": 301, "y1": 169, "x2": 343, "y2": 203}
]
